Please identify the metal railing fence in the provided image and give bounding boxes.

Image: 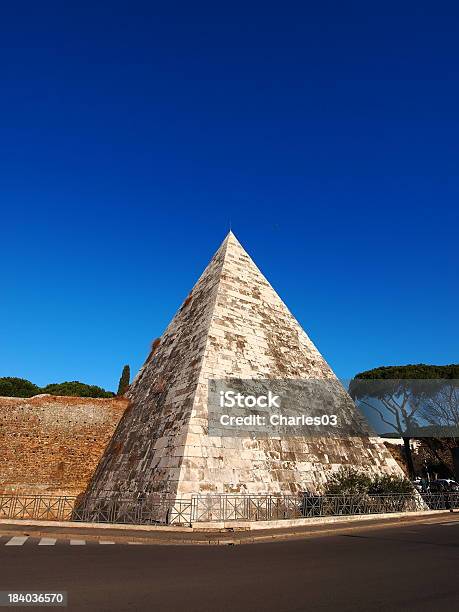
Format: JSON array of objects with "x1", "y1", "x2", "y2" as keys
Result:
[
  {"x1": 0, "y1": 495, "x2": 76, "y2": 522},
  {"x1": 0, "y1": 492, "x2": 457, "y2": 526}
]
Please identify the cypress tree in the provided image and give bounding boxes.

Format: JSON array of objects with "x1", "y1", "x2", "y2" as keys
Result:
[{"x1": 117, "y1": 365, "x2": 130, "y2": 396}]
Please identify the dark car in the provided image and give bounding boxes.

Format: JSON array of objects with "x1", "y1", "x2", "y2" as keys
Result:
[{"x1": 429, "y1": 479, "x2": 459, "y2": 492}]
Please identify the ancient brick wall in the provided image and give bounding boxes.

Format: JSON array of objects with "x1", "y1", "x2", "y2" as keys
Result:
[{"x1": 0, "y1": 395, "x2": 127, "y2": 496}]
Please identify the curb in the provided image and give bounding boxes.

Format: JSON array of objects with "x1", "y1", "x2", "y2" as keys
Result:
[
  {"x1": 0, "y1": 509, "x2": 453, "y2": 546},
  {"x1": 0, "y1": 509, "x2": 448, "y2": 533},
  {"x1": 191, "y1": 509, "x2": 448, "y2": 531},
  {"x1": 0, "y1": 519, "x2": 193, "y2": 532}
]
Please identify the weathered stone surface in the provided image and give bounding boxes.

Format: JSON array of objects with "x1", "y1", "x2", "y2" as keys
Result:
[
  {"x1": 0, "y1": 395, "x2": 127, "y2": 495},
  {"x1": 84, "y1": 232, "x2": 404, "y2": 499}
]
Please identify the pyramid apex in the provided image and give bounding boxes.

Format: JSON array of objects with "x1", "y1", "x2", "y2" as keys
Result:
[
  {"x1": 224, "y1": 229, "x2": 241, "y2": 244},
  {"x1": 220, "y1": 230, "x2": 246, "y2": 256}
]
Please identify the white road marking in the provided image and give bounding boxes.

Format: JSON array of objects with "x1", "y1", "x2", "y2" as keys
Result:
[
  {"x1": 0, "y1": 536, "x2": 148, "y2": 546},
  {"x1": 5, "y1": 536, "x2": 28, "y2": 546},
  {"x1": 38, "y1": 537, "x2": 57, "y2": 546}
]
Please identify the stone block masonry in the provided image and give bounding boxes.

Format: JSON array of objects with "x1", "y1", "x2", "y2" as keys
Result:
[
  {"x1": 0, "y1": 395, "x2": 127, "y2": 496},
  {"x1": 84, "y1": 232, "x2": 405, "y2": 501}
]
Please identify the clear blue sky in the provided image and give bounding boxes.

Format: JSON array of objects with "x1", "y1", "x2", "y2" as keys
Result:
[{"x1": 1, "y1": 2, "x2": 458, "y2": 391}]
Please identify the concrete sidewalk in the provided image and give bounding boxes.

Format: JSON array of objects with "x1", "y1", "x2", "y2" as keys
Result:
[{"x1": 0, "y1": 510, "x2": 455, "y2": 545}]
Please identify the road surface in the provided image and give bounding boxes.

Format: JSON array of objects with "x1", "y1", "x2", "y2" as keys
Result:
[{"x1": 1, "y1": 514, "x2": 458, "y2": 611}]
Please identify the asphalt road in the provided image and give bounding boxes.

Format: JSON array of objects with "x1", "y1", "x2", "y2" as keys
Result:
[{"x1": 1, "y1": 516, "x2": 459, "y2": 612}]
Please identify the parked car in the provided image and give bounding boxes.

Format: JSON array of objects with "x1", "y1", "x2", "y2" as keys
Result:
[{"x1": 429, "y1": 479, "x2": 459, "y2": 492}]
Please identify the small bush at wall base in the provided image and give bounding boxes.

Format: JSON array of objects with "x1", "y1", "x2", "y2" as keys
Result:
[
  {"x1": 369, "y1": 474, "x2": 415, "y2": 495},
  {"x1": 324, "y1": 466, "x2": 372, "y2": 495},
  {"x1": 324, "y1": 467, "x2": 414, "y2": 496}
]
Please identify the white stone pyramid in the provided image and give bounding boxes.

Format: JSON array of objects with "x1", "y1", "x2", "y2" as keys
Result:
[{"x1": 85, "y1": 232, "x2": 403, "y2": 498}]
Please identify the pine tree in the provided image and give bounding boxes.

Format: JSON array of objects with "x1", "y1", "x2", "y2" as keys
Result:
[{"x1": 117, "y1": 365, "x2": 130, "y2": 396}]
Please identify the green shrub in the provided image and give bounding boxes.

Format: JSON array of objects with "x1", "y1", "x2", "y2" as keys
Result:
[
  {"x1": 325, "y1": 467, "x2": 414, "y2": 496},
  {"x1": 369, "y1": 474, "x2": 415, "y2": 495},
  {"x1": 0, "y1": 376, "x2": 115, "y2": 399},
  {"x1": 0, "y1": 377, "x2": 41, "y2": 398},
  {"x1": 41, "y1": 381, "x2": 114, "y2": 398},
  {"x1": 324, "y1": 467, "x2": 372, "y2": 495}
]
